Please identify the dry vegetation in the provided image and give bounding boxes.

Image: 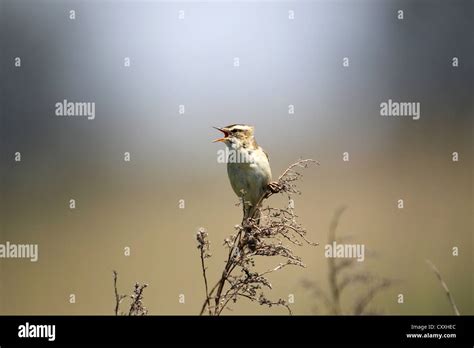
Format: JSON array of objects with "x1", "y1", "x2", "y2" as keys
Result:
[
  {"x1": 113, "y1": 270, "x2": 149, "y2": 316},
  {"x1": 110, "y1": 182, "x2": 461, "y2": 316},
  {"x1": 197, "y1": 159, "x2": 319, "y2": 315},
  {"x1": 302, "y1": 207, "x2": 393, "y2": 315},
  {"x1": 426, "y1": 260, "x2": 460, "y2": 315}
]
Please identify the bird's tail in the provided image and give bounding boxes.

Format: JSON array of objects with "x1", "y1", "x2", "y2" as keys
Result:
[
  {"x1": 252, "y1": 208, "x2": 261, "y2": 225},
  {"x1": 246, "y1": 204, "x2": 261, "y2": 226}
]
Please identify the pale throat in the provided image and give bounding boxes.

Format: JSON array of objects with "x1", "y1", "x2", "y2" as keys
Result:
[{"x1": 226, "y1": 137, "x2": 257, "y2": 151}]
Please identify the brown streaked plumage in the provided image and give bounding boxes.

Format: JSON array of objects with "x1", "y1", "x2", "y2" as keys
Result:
[{"x1": 213, "y1": 124, "x2": 272, "y2": 219}]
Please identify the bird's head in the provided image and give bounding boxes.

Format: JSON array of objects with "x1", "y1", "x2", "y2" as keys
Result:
[{"x1": 212, "y1": 124, "x2": 255, "y2": 147}]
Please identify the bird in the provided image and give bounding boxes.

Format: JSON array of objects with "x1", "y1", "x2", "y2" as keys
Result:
[{"x1": 213, "y1": 124, "x2": 275, "y2": 220}]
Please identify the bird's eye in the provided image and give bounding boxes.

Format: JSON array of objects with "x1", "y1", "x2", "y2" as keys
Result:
[{"x1": 231, "y1": 129, "x2": 238, "y2": 133}]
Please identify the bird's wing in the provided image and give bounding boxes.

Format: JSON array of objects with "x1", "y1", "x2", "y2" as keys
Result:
[{"x1": 263, "y1": 149, "x2": 270, "y2": 161}]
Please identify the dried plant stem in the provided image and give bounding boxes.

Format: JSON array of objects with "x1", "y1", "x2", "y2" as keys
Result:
[
  {"x1": 113, "y1": 270, "x2": 126, "y2": 315},
  {"x1": 210, "y1": 229, "x2": 244, "y2": 315},
  {"x1": 426, "y1": 260, "x2": 460, "y2": 316},
  {"x1": 278, "y1": 159, "x2": 319, "y2": 182},
  {"x1": 112, "y1": 270, "x2": 148, "y2": 316},
  {"x1": 302, "y1": 206, "x2": 393, "y2": 315},
  {"x1": 199, "y1": 281, "x2": 220, "y2": 315},
  {"x1": 199, "y1": 242, "x2": 212, "y2": 316},
  {"x1": 328, "y1": 255, "x2": 341, "y2": 315},
  {"x1": 198, "y1": 159, "x2": 318, "y2": 315},
  {"x1": 327, "y1": 207, "x2": 346, "y2": 315}
]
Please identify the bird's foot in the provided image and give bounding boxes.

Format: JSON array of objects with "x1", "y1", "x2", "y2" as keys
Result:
[{"x1": 267, "y1": 181, "x2": 282, "y2": 194}]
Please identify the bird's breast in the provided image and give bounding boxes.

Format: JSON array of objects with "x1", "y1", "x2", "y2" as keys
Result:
[{"x1": 226, "y1": 148, "x2": 272, "y2": 206}]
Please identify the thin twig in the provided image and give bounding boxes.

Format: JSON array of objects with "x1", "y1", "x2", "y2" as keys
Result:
[
  {"x1": 197, "y1": 228, "x2": 212, "y2": 315},
  {"x1": 113, "y1": 271, "x2": 148, "y2": 316},
  {"x1": 198, "y1": 159, "x2": 318, "y2": 315},
  {"x1": 327, "y1": 207, "x2": 347, "y2": 314},
  {"x1": 278, "y1": 159, "x2": 319, "y2": 182},
  {"x1": 113, "y1": 270, "x2": 126, "y2": 315},
  {"x1": 303, "y1": 206, "x2": 393, "y2": 315},
  {"x1": 353, "y1": 279, "x2": 392, "y2": 315},
  {"x1": 426, "y1": 260, "x2": 460, "y2": 316},
  {"x1": 200, "y1": 252, "x2": 212, "y2": 315},
  {"x1": 128, "y1": 282, "x2": 148, "y2": 316}
]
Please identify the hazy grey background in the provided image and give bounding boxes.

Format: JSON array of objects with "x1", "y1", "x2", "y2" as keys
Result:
[{"x1": 0, "y1": 0, "x2": 472, "y2": 314}]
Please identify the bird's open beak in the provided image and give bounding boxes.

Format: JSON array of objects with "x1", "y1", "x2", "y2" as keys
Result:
[{"x1": 212, "y1": 127, "x2": 229, "y2": 143}]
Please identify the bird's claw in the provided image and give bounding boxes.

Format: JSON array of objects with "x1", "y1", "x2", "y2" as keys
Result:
[{"x1": 267, "y1": 181, "x2": 281, "y2": 194}]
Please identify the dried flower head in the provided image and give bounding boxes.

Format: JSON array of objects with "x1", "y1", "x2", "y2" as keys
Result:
[{"x1": 198, "y1": 159, "x2": 319, "y2": 315}]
